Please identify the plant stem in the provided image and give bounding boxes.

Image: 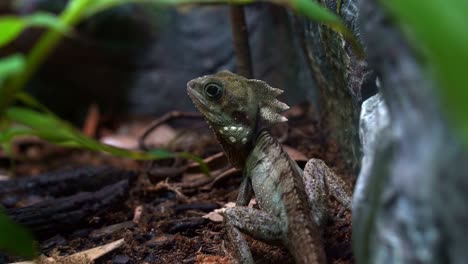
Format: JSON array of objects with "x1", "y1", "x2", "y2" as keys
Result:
[{"x1": 230, "y1": 6, "x2": 253, "y2": 78}]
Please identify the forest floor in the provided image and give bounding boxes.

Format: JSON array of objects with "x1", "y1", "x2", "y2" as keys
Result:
[{"x1": 0, "y1": 103, "x2": 354, "y2": 264}]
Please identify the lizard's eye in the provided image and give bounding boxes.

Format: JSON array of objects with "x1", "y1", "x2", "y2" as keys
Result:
[{"x1": 204, "y1": 82, "x2": 223, "y2": 100}]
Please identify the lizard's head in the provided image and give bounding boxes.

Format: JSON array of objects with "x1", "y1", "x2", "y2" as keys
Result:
[{"x1": 187, "y1": 70, "x2": 288, "y2": 165}]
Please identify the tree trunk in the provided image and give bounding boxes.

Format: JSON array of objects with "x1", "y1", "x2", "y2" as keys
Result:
[{"x1": 353, "y1": 1, "x2": 468, "y2": 263}]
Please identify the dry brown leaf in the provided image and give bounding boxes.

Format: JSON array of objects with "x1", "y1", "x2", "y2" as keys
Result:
[
  {"x1": 195, "y1": 254, "x2": 232, "y2": 264},
  {"x1": 68, "y1": 238, "x2": 124, "y2": 261},
  {"x1": 10, "y1": 239, "x2": 126, "y2": 264},
  {"x1": 100, "y1": 135, "x2": 138, "y2": 149},
  {"x1": 202, "y1": 202, "x2": 235, "y2": 222}
]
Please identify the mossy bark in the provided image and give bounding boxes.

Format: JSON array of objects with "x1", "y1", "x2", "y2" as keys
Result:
[{"x1": 291, "y1": 0, "x2": 373, "y2": 173}]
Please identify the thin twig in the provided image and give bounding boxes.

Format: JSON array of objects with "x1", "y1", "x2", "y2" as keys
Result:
[
  {"x1": 138, "y1": 111, "x2": 202, "y2": 151},
  {"x1": 201, "y1": 167, "x2": 241, "y2": 190}
]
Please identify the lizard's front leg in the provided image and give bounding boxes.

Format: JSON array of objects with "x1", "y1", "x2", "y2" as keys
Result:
[
  {"x1": 303, "y1": 158, "x2": 353, "y2": 226},
  {"x1": 225, "y1": 176, "x2": 282, "y2": 263},
  {"x1": 225, "y1": 206, "x2": 283, "y2": 264},
  {"x1": 224, "y1": 176, "x2": 254, "y2": 263}
]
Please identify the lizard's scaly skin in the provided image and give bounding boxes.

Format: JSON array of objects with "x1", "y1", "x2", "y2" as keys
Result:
[{"x1": 247, "y1": 130, "x2": 326, "y2": 263}]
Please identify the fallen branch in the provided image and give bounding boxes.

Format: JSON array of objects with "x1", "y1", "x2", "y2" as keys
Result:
[
  {"x1": 6, "y1": 179, "x2": 130, "y2": 239},
  {"x1": 0, "y1": 167, "x2": 136, "y2": 208}
]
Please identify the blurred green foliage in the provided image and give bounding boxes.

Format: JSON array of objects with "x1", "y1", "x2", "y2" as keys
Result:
[
  {"x1": 1, "y1": 106, "x2": 208, "y2": 162},
  {"x1": 0, "y1": 13, "x2": 68, "y2": 48},
  {"x1": 0, "y1": 213, "x2": 36, "y2": 258},
  {"x1": 382, "y1": 0, "x2": 468, "y2": 140},
  {"x1": 0, "y1": 0, "x2": 367, "y2": 259},
  {"x1": 0, "y1": 55, "x2": 24, "y2": 87}
]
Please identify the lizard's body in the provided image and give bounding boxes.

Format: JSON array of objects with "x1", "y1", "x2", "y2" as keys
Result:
[
  {"x1": 244, "y1": 130, "x2": 325, "y2": 263},
  {"x1": 187, "y1": 71, "x2": 352, "y2": 264}
]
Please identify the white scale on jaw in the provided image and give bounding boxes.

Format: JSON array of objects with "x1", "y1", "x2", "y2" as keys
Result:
[{"x1": 219, "y1": 125, "x2": 249, "y2": 144}]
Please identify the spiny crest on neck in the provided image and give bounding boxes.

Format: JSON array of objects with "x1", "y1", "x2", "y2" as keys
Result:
[{"x1": 247, "y1": 79, "x2": 290, "y2": 127}]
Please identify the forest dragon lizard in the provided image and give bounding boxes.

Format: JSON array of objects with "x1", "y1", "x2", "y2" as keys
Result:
[{"x1": 187, "y1": 71, "x2": 353, "y2": 264}]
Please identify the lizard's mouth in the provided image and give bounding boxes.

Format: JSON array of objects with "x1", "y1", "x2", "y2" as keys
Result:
[{"x1": 187, "y1": 83, "x2": 210, "y2": 113}]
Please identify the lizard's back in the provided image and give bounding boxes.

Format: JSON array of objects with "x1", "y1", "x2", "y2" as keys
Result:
[{"x1": 246, "y1": 130, "x2": 326, "y2": 264}]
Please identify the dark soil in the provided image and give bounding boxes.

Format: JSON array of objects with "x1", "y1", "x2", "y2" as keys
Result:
[{"x1": 0, "y1": 103, "x2": 354, "y2": 264}]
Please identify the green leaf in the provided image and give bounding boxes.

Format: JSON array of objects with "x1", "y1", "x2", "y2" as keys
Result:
[
  {"x1": 147, "y1": 148, "x2": 177, "y2": 159},
  {"x1": 0, "y1": 212, "x2": 36, "y2": 258},
  {"x1": 0, "y1": 126, "x2": 35, "y2": 143},
  {"x1": 283, "y1": 0, "x2": 363, "y2": 56},
  {"x1": 5, "y1": 107, "x2": 73, "y2": 137},
  {"x1": 381, "y1": 0, "x2": 468, "y2": 140},
  {"x1": 25, "y1": 12, "x2": 70, "y2": 33},
  {"x1": 14, "y1": 92, "x2": 54, "y2": 114},
  {"x1": 0, "y1": 13, "x2": 67, "y2": 49},
  {"x1": 0, "y1": 54, "x2": 25, "y2": 82},
  {"x1": 3, "y1": 107, "x2": 210, "y2": 175},
  {"x1": 85, "y1": 0, "x2": 131, "y2": 15},
  {"x1": 0, "y1": 17, "x2": 25, "y2": 48},
  {"x1": 178, "y1": 152, "x2": 211, "y2": 176}
]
